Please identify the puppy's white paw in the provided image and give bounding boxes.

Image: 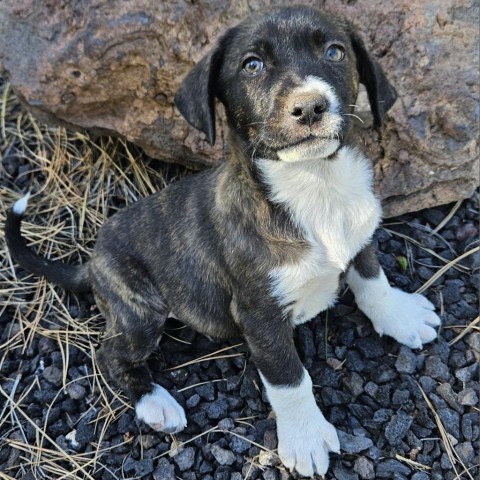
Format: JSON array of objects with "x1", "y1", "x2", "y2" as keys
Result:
[
  {"x1": 277, "y1": 408, "x2": 340, "y2": 477},
  {"x1": 367, "y1": 288, "x2": 441, "y2": 349},
  {"x1": 135, "y1": 384, "x2": 187, "y2": 433}
]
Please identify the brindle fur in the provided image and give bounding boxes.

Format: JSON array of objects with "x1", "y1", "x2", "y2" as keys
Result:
[{"x1": 6, "y1": 6, "x2": 396, "y2": 413}]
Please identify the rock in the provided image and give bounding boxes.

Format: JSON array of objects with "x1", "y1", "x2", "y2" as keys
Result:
[
  {"x1": 436, "y1": 383, "x2": 463, "y2": 414},
  {"x1": 375, "y1": 459, "x2": 411, "y2": 478},
  {"x1": 449, "y1": 350, "x2": 468, "y2": 368},
  {"x1": 75, "y1": 420, "x2": 95, "y2": 446},
  {"x1": 215, "y1": 466, "x2": 234, "y2": 480},
  {"x1": 441, "y1": 280, "x2": 463, "y2": 303},
  {"x1": 455, "y1": 363, "x2": 478, "y2": 382},
  {"x1": 429, "y1": 393, "x2": 448, "y2": 410},
  {"x1": 67, "y1": 383, "x2": 86, "y2": 400},
  {"x1": 425, "y1": 356, "x2": 450, "y2": 382},
  {"x1": 210, "y1": 443, "x2": 236, "y2": 466},
  {"x1": 395, "y1": 346, "x2": 417, "y2": 374},
  {"x1": 139, "y1": 434, "x2": 159, "y2": 450},
  {"x1": 455, "y1": 442, "x2": 475, "y2": 464},
  {"x1": 317, "y1": 366, "x2": 340, "y2": 388},
  {"x1": 190, "y1": 410, "x2": 208, "y2": 428},
  {"x1": 0, "y1": 0, "x2": 478, "y2": 217},
  {"x1": 375, "y1": 384, "x2": 393, "y2": 406},
  {"x1": 262, "y1": 470, "x2": 279, "y2": 480},
  {"x1": 437, "y1": 408, "x2": 460, "y2": 439},
  {"x1": 418, "y1": 376, "x2": 437, "y2": 394},
  {"x1": 333, "y1": 464, "x2": 359, "y2": 480},
  {"x1": 411, "y1": 473, "x2": 430, "y2": 480},
  {"x1": 42, "y1": 365, "x2": 63, "y2": 386},
  {"x1": 391, "y1": 389, "x2": 410, "y2": 405},
  {"x1": 321, "y1": 387, "x2": 351, "y2": 406},
  {"x1": 173, "y1": 447, "x2": 195, "y2": 471},
  {"x1": 354, "y1": 456, "x2": 375, "y2": 479},
  {"x1": 458, "y1": 388, "x2": 479, "y2": 406},
  {"x1": 450, "y1": 301, "x2": 478, "y2": 321},
  {"x1": 217, "y1": 418, "x2": 235, "y2": 431},
  {"x1": 384, "y1": 411, "x2": 414, "y2": 446},
  {"x1": 364, "y1": 382, "x2": 378, "y2": 397},
  {"x1": 167, "y1": 368, "x2": 189, "y2": 387},
  {"x1": 38, "y1": 337, "x2": 56, "y2": 354},
  {"x1": 455, "y1": 223, "x2": 478, "y2": 241},
  {"x1": 440, "y1": 453, "x2": 453, "y2": 470},
  {"x1": 117, "y1": 412, "x2": 135, "y2": 434},
  {"x1": 207, "y1": 397, "x2": 228, "y2": 420},
  {"x1": 372, "y1": 365, "x2": 397, "y2": 384},
  {"x1": 229, "y1": 434, "x2": 252, "y2": 454},
  {"x1": 373, "y1": 409, "x2": 393, "y2": 424},
  {"x1": 297, "y1": 324, "x2": 316, "y2": 366},
  {"x1": 226, "y1": 375, "x2": 243, "y2": 392},
  {"x1": 196, "y1": 382, "x2": 216, "y2": 401},
  {"x1": 258, "y1": 450, "x2": 279, "y2": 467},
  {"x1": 198, "y1": 460, "x2": 213, "y2": 475},
  {"x1": 350, "y1": 404, "x2": 374, "y2": 422},
  {"x1": 355, "y1": 337, "x2": 385, "y2": 359},
  {"x1": 153, "y1": 458, "x2": 176, "y2": 480},
  {"x1": 186, "y1": 393, "x2": 201, "y2": 408},
  {"x1": 417, "y1": 266, "x2": 435, "y2": 281},
  {"x1": 240, "y1": 373, "x2": 259, "y2": 399},
  {"x1": 465, "y1": 332, "x2": 480, "y2": 353},
  {"x1": 338, "y1": 430, "x2": 373, "y2": 454},
  {"x1": 134, "y1": 459, "x2": 154, "y2": 477},
  {"x1": 461, "y1": 413, "x2": 478, "y2": 441}
]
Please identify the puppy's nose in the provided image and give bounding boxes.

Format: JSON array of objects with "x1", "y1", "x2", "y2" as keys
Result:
[{"x1": 290, "y1": 94, "x2": 327, "y2": 125}]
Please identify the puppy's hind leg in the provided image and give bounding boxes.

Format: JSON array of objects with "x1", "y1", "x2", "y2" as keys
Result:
[{"x1": 94, "y1": 289, "x2": 186, "y2": 434}]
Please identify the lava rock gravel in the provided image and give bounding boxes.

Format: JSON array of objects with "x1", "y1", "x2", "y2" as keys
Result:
[{"x1": 0, "y1": 194, "x2": 478, "y2": 480}]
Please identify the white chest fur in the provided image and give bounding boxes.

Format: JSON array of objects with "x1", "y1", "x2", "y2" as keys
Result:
[{"x1": 259, "y1": 146, "x2": 382, "y2": 324}]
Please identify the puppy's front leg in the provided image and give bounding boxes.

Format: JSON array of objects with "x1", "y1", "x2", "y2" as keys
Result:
[
  {"x1": 235, "y1": 301, "x2": 340, "y2": 477},
  {"x1": 347, "y1": 243, "x2": 441, "y2": 348}
]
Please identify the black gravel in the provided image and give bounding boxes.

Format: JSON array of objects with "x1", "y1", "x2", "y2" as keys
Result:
[{"x1": 1, "y1": 182, "x2": 478, "y2": 480}]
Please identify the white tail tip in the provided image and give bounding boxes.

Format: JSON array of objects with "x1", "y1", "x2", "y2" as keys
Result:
[{"x1": 12, "y1": 192, "x2": 30, "y2": 216}]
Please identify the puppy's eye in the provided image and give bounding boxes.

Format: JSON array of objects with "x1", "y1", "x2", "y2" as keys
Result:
[
  {"x1": 325, "y1": 44, "x2": 345, "y2": 62},
  {"x1": 242, "y1": 57, "x2": 264, "y2": 76}
]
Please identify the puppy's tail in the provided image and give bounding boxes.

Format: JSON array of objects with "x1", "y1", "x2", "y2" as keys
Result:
[{"x1": 5, "y1": 194, "x2": 92, "y2": 293}]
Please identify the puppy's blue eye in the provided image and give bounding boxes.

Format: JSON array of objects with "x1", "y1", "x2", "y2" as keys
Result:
[
  {"x1": 242, "y1": 57, "x2": 264, "y2": 76},
  {"x1": 325, "y1": 45, "x2": 345, "y2": 62}
]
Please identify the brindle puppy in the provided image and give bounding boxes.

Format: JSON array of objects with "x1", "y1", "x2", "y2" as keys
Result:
[{"x1": 6, "y1": 6, "x2": 440, "y2": 476}]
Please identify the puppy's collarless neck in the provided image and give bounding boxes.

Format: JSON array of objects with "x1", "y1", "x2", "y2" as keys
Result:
[
  {"x1": 257, "y1": 146, "x2": 376, "y2": 202},
  {"x1": 260, "y1": 148, "x2": 341, "y2": 166}
]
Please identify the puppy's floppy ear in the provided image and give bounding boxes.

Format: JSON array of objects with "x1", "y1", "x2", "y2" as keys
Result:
[
  {"x1": 174, "y1": 47, "x2": 223, "y2": 145},
  {"x1": 349, "y1": 29, "x2": 397, "y2": 129}
]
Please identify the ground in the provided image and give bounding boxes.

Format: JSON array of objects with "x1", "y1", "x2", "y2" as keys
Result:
[{"x1": 0, "y1": 77, "x2": 478, "y2": 480}]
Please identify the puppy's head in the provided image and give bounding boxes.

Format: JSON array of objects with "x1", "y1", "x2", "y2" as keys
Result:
[{"x1": 175, "y1": 6, "x2": 397, "y2": 162}]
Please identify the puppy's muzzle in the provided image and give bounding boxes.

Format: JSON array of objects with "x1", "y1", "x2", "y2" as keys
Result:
[
  {"x1": 276, "y1": 78, "x2": 342, "y2": 162},
  {"x1": 289, "y1": 93, "x2": 328, "y2": 127}
]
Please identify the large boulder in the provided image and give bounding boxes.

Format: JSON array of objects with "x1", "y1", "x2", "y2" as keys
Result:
[{"x1": 0, "y1": 0, "x2": 478, "y2": 217}]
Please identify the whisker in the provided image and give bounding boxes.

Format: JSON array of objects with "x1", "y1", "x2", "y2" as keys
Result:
[{"x1": 342, "y1": 113, "x2": 364, "y2": 124}]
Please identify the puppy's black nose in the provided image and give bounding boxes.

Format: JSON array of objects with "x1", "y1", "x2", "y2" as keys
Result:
[{"x1": 290, "y1": 94, "x2": 327, "y2": 125}]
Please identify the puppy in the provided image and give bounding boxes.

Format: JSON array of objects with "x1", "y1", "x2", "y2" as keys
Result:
[{"x1": 5, "y1": 5, "x2": 441, "y2": 477}]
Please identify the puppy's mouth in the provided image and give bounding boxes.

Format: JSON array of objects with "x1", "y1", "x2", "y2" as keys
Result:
[
  {"x1": 277, "y1": 134, "x2": 319, "y2": 150},
  {"x1": 276, "y1": 134, "x2": 341, "y2": 162}
]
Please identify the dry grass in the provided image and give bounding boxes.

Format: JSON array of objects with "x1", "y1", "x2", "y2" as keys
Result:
[
  {"x1": 0, "y1": 74, "x2": 478, "y2": 480},
  {"x1": 0, "y1": 78, "x2": 191, "y2": 479},
  {"x1": 418, "y1": 384, "x2": 476, "y2": 480}
]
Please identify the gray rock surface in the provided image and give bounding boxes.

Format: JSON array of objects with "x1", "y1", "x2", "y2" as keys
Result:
[{"x1": 338, "y1": 430, "x2": 374, "y2": 454}]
